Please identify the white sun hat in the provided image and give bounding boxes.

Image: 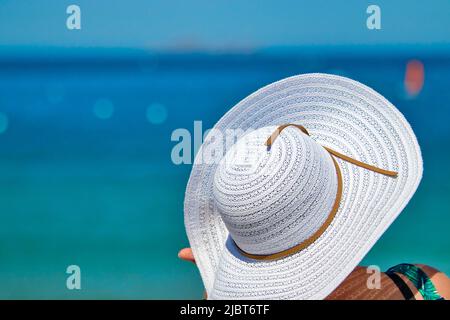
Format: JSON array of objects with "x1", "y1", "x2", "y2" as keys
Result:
[{"x1": 184, "y1": 73, "x2": 422, "y2": 300}]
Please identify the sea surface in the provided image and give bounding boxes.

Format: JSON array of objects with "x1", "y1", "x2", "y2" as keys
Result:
[{"x1": 0, "y1": 52, "x2": 449, "y2": 298}]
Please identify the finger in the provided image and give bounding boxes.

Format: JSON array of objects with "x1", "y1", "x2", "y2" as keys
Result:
[{"x1": 178, "y1": 248, "x2": 196, "y2": 263}]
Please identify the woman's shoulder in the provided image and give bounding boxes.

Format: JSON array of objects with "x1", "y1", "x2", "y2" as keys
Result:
[
  {"x1": 326, "y1": 263, "x2": 450, "y2": 300},
  {"x1": 414, "y1": 264, "x2": 450, "y2": 299}
]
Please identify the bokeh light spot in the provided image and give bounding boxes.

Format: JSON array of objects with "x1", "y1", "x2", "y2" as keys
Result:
[
  {"x1": 404, "y1": 59, "x2": 424, "y2": 97},
  {"x1": 93, "y1": 98, "x2": 114, "y2": 119},
  {"x1": 0, "y1": 112, "x2": 9, "y2": 135},
  {"x1": 146, "y1": 103, "x2": 168, "y2": 124}
]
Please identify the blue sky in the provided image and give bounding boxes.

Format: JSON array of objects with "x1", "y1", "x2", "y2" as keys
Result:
[{"x1": 0, "y1": 0, "x2": 449, "y2": 51}]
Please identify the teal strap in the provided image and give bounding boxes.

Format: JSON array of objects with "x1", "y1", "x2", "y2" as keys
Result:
[{"x1": 386, "y1": 263, "x2": 445, "y2": 300}]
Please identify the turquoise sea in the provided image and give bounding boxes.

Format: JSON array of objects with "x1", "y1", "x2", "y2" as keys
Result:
[{"x1": 0, "y1": 52, "x2": 449, "y2": 298}]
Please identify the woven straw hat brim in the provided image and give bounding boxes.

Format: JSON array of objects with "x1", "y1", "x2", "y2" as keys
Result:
[{"x1": 184, "y1": 73, "x2": 422, "y2": 299}]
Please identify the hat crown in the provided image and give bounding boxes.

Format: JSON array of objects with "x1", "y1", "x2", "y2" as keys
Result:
[{"x1": 213, "y1": 126, "x2": 338, "y2": 255}]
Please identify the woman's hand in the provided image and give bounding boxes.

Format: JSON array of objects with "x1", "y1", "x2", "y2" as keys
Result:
[
  {"x1": 178, "y1": 247, "x2": 196, "y2": 264},
  {"x1": 178, "y1": 247, "x2": 207, "y2": 299}
]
